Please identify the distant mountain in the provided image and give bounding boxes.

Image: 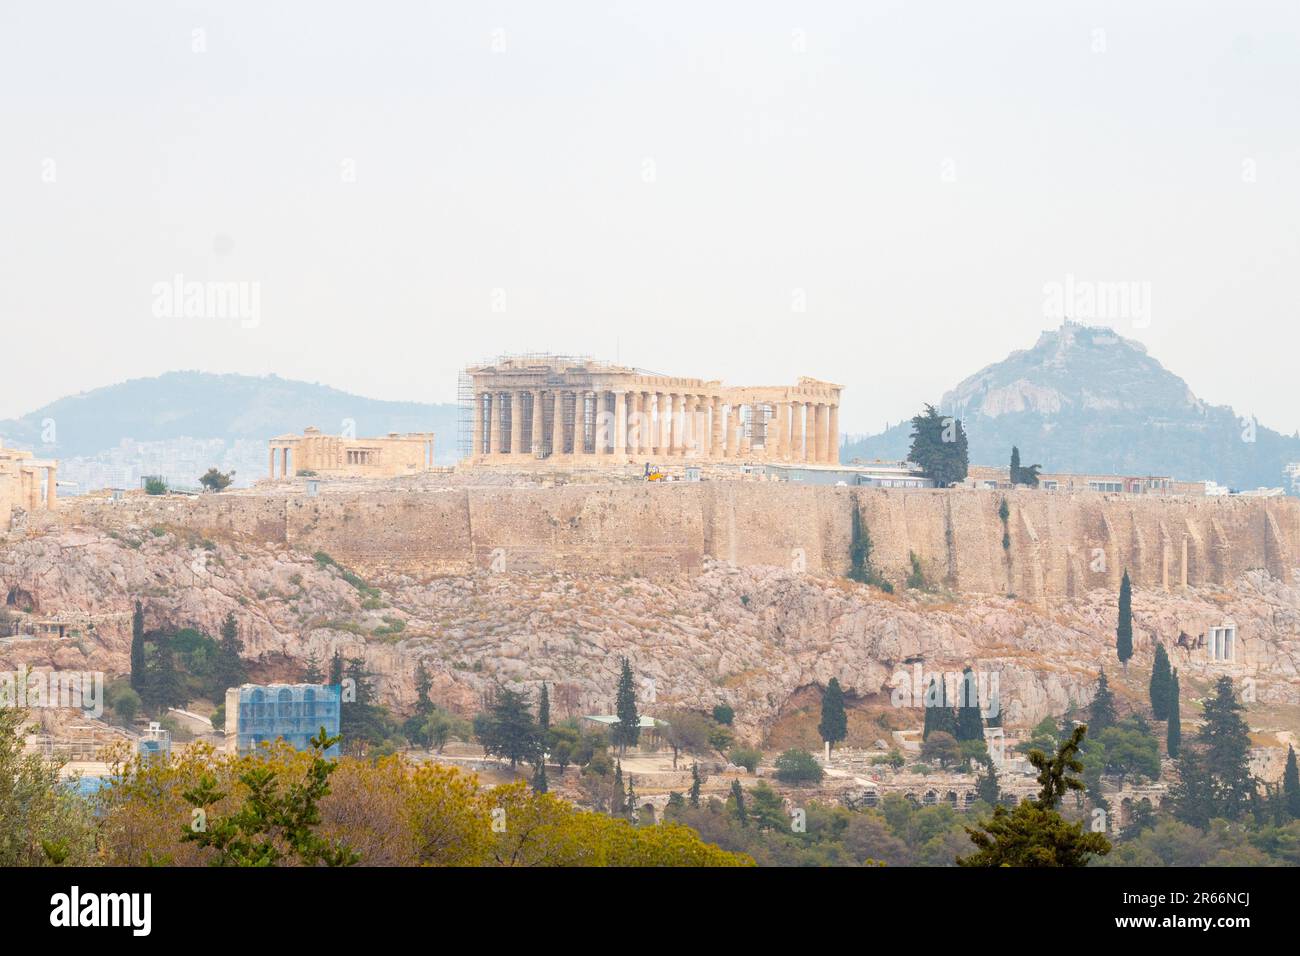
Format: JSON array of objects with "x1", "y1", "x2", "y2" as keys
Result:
[
  {"x1": 842, "y1": 322, "x2": 1300, "y2": 492},
  {"x1": 0, "y1": 372, "x2": 459, "y2": 491}
]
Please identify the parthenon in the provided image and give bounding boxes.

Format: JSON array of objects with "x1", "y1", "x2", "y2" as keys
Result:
[{"x1": 464, "y1": 355, "x2": 842, "y2": 465}]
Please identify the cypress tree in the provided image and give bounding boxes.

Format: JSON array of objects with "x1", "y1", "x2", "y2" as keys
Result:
[
  {"x1": 1166, "y1": 668, "x2": 1181, "y2": 758},
  {"x1": 1116, "y1": 570, "x2": 1133, "y2": 670},
  {"x1": 819, "y1": 677, "x2": 848, "y2": 750},
  {"x1": 1283, "y1": 745, "x2": 1300, "y2": 819},
  {"x1": 955, "y1": 667, "x2": 985, "y2": 741},
  {"x1": 538, "y1": 682, "x2": 550, "y2": 732},
  {"x1": 532, "y1": 756, "x2": 548, "y2": 794},
  {"x1": 129, "y1": 601, "x2": 147, "y2": 693},
  {"x1": 1090, "y1": 669, "x2": 1116, "y2": 733},
  {"x1": 414, "y1": 660, "x2": 433, "y2": 714},
  {"x1": 626, "y1": 775, "x2": 637, "y2": 819},
  {"x1": 613, "y1": 658, "x2": 640, "y2": 755},
  {"x1": 730, "y1": 779, "x2": 748, "y2": 827},
  {"x1": 689, "y1": 762, "x2": 702, "y2": 808},
  {"x1": 1010, "y1": 446, "x2": 1021, "y2": 485},
  {"x1": 1149, "y1": 643, "x2": 1171, "y2": 720},
  {"x1": 612, "y1": 760, "x2": 625, "y2": 815}
]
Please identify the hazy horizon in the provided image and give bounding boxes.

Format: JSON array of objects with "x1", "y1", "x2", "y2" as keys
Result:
[{"x1": 4, "y1": 1, "x2": 1298, "y2": 434}]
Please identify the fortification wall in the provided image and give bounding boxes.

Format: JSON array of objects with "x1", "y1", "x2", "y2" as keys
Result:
[{"x1": 55, "y1": 484, "x2": 1300, "y2": 598}]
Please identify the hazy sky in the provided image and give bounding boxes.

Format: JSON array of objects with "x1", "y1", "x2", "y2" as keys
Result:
[{"x1": 3, "y1": 1, "x2": 1298, "y2": 435}]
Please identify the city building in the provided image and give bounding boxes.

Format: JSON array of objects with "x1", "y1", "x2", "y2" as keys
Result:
[
  {"x1": 224, "y1": 683, "x2": 341, "y2": 756},
  {"x1": 267, "y1": 426, "x2": 436, "y2": 480},
  {"x1": 136, "y1": 722, "x2": 172, "y2": 761},
  {"x1": 965, "y1": 465, "x2": 1206, "y2": 496},
  {"x1": 768, "y1": 459, "x2": 935, "y2": 487},
  {"x1": 462, "y1": 355, "x2": 843, "y2": 466}
]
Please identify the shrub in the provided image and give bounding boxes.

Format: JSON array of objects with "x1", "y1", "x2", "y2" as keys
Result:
[
  {"x1": 144, "y1": 477, "x2": 167, "y2": 496},
  {"x1": 774, "y1": 749, "x2": 824, "y2": 785},
  {"x1": 728, "y1": 747, "x2": 761, "y2": 773}
]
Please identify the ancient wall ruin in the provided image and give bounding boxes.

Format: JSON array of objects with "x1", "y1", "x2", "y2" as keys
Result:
[{"x1": 55, "y1": 485, "x2": 1300, "y2": 598}]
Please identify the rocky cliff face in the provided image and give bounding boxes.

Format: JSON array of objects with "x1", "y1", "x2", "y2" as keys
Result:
[{"x1": 4, "y1": 523, "x2": 1299, "y2": 742}]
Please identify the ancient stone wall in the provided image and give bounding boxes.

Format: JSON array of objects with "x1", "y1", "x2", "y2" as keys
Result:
[{"x1": 55, "y1": 485, "x2": 1300, "y2": 597}]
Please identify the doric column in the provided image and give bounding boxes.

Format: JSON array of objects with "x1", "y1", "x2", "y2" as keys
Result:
[
  {"x1": 684, "y1": 395, "x2": 700, "y2": 457},
  {"x1": 551, "y1": 391, "x2": 564, "y2": 457},
  {"x1": 614, "y1": 391, "x2": 627, "y2": 457},
  {"x1": 812, "y1": 403, "x2": 826, "y2": 463},
  {"x1": 766, "y1": 404, "x2": 781, "y2": 460},
  {"x1": 46, "y1": 467, "x2": 56, "y2": 510},
  {"x1": 486, "y1": 393, "x2": 499, "y2": 457},
  {"x1": 583, "y1": 391, "x2": 597, "y2": 455},
  {"x1": 509, "y1": 391, "x2": 523, "y2": 455},
  {"x1": 531, "y1": 390, "x2": 544, "y2": 456},
  {"x1": 269, "y1": 446, "x2": 277, "y2": 479},
  {"x1": 791, "y1": 402, "x2": 805, "y2": 461},
  {"x1": 827, "y1": 403, "x2": 839, "y2": 464},
  {"x1": 666, "y1": 392, "x2": 676, "y2": 456},
  {"x1": 709, "y1": 397, "x2": 722, "y2": 458},
  {"x1": 776, "y1": 403, "x2": 790, "y2": 459},
  {"x1": 472, "y1": 393, "x2": 484, "y2": 459},
  {"x1": 283, "y1": 447, "x2": 290, "y2": 476},
  {"x1": 725, "y1": 405, "x2": 739, "y2": 458}
]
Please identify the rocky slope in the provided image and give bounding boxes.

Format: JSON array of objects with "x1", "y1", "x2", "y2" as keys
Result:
[{"x1": 3, "y1": 525, "x2": 1299, "y2": 743}]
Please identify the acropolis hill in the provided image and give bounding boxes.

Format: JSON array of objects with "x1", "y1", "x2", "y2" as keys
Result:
[
  {"x1": 4, "y1": 470, "x2": 1300, "y2": 770},
  {"x1": 48, "y1": 479, "x2": 1300, "y2": 600}
]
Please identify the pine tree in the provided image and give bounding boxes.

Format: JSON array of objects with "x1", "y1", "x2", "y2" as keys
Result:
[
  {"x1": 1116, "y1": 570, "x2": 1133, "y2": 670},
  {"x1": 1283, "y1": 745, "x2": 1300, "y2": 819},
  {"x1": 303, "y1": 653, "x2": 324, "y2": 684},
  {"x1": 414, "y1": 660, "x2": 433, "y2": 714},
  {"x1": 908, "y1": 404, "x2": 968, "y2": 487},
  {"x1": 1199, "y1": 676, "x2": 1255, "y2": 820},
  {"x1": 1090, "y1": 669, "x2": 1116, "y2": 733},
  {"x1": 975, "y1": 758, "x2": 1001, "y2": 806},
  {"x1": 1166, "y1": 668, "x2": 1181, "y2": 758},
  {"x1": 130, "y1": 602, "x2": 147, "y2": 694},
  {"x1": 626, "y1": 775, "x2": 637, "y2": 820},
  {"x1": 730, "y1": 779, "x2": 748, "y2": 827},
  {"x1": 145, "y1": 632, "x2": 185, "y2": 713},
  {"x1": 612, "y1": 658, "x2": 640, "y2": 755},
  {"x1": 328, "y1": 650, "x2": 344, "y2": 687},
  {"x1": 689, "y1": 762, "x2": 702, "y2": 808},
  {"x1": 538, "y1": 682, "x2": 550, "y2": 732},
  {"x1": 1170, "y1": 747, "x2": 1212, "y2": 829},
  {"x1": 819, "y1": 678, "x2": 848, "y2": 750},
  {"x1": 213, "y1": 612, "x2": 245, "y2": 697},
  {"x1": 479, "y1": 687, "x2": 542, "y2": 770},
  {"x1": 1149, "y1": 643, "x2": 1171, "y2": 720},
  {"x1": 955, "y1": 667, "x2": 985, "y2": 741}
]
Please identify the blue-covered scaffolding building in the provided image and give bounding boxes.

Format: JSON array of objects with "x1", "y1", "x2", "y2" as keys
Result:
[{"x1": 225, "y1": 683, "x2": 341, "y2": 757}]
